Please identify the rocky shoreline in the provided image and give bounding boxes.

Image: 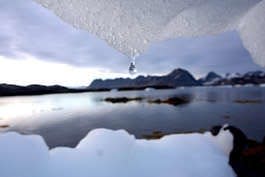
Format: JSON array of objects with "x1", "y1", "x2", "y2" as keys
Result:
[{"x1": 142, "y1": 125, "x2": 265, "y2": 177}]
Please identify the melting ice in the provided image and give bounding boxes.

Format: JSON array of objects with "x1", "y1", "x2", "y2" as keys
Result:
[
  {"x1": 129, "y1": 57, "x2": 137, "y2": 75},
  {"x1": 33, "y1": 0, "x2": 265, "y2": 66},
  {"x1": 0, "y1": 126, "x2": 235, "y2": 177}
]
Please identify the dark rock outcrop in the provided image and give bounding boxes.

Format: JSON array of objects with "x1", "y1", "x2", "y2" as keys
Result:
[
  {"x1": 103, "y1": 94, "x2": 192, "y2": 106},
  {"x1": 147, "y1": 95, "x2": 191, "y2": 106},
  {"x1": 211, "y1": 125, "x2": 265, "y2": 177},
  {"x1": 104, "y1": 97, "x2": 143, "y2": 103}
]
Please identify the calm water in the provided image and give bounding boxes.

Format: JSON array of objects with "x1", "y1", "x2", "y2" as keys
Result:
[{"x1": 0, "y1": 86, "x2": 265, "y2": 148}]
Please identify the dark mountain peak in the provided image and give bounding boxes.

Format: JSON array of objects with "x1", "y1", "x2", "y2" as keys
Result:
[
  {"x1": 167, "y1": 68, "x2": 189, "y2": 76},
  {"x1": 205, "y1": 71, "x2": 222, "y2": 81},
  {"x1": 136, "y1": 75, "x2": 145, "y2": 79},
  {"x1": 198, "y1": 71, "x2": 222, "y2": 85},
  {"x1": 166, "y1": 68, "x2": 197, "y2": 83}
]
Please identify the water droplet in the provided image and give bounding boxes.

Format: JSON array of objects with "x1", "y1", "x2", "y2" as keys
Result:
[{"x1": 129, "y1": 57, "x2": 137, "y2": 75}]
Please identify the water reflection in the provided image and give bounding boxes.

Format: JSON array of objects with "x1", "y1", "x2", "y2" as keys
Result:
[{"x1": 0, "y1": 87, "x2": 265, "y2": 148}]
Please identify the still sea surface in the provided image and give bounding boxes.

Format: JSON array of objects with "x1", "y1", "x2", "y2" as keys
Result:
[{"x1": 0, "y1": 86, "x2": 264, "y2": 148}]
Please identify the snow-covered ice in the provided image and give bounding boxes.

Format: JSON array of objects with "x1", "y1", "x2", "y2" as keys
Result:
[
  {"x1": 0, "y1": 125, "x2": 235, "y2": 177},
  {"x1": 33, "y1": 0, "x2": 265, "y2": 66}
]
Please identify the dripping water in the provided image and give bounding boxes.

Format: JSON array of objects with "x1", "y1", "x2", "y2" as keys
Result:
[
  {"x1": 128, "y1": 48, "x2": 140, "y2": 75},
  {"x1": 129, "y1": 57, "x2": 137, "y2": 75}
]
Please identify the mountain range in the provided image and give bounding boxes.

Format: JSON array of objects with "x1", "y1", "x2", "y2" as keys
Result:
[
  {"x1": 89, "y1": 68, "x2": 265, "y2": 90},
  {"x1": 1, "y1": 68, "x2": 265, "y2": 96},
  {"x1": 89, "y1": 68, "x2": 200, "y2": 90},
  {"x1": 0, "y1": 84, "x2": 99, "y2": 97},
  {"x1": 199, "y1": 71, "x2": 265, "y2": 86}
]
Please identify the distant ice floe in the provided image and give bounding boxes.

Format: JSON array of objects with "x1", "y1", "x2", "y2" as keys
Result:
[
  {"x1": 110, "y1": 88, "x2": 118, "y2": 92},
  {"x1": 0, "y1": 126, "x2": 235, "y2": 177},
  {"x1": 144, "y1": 87, "x2": 155, "y2": 91},
  {"x1": 33, "y1": 0, "x2": 265, "y2": 66}
]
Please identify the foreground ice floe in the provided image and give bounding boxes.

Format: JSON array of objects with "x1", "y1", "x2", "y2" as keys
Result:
[
  {"x1": 0, "y1": 126, "x2": 235, "y2": 177},
  {"x1": 33, "y1": 0, "x2": 265, "y2": 66}
]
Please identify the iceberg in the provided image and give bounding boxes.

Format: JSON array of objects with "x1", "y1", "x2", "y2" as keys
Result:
[
  {"x1": 0, "y1": 126, "x2": 235, "y2": 177},
  {"x1": 33, "y1": 0, "x2": 265, "y2": 66}
]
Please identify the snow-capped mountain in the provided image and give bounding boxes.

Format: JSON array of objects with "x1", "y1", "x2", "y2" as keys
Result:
[
  {"x1": 209, "y1": 71, "x2": 265, "y2": 86},
  {"x1": 198, "y1": 72, "x2": 222, "y2": 86}
]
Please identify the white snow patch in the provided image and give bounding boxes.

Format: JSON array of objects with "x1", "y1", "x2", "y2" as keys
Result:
[
  {"x1": 204, "y1": 124, "x2": 234, "y2": 156},
  {"x1": 0, "y1": 126, "x2": 235, "y2": 177},
  {"x1": 226, "y1": 73, "x2": 242, "y2": 79},
  {"x1": 33, "y1": 0, "x2": 265, "y2": 66},
  {"x1": 203, "y1": 77, "x2": 222, "y2": 86}
]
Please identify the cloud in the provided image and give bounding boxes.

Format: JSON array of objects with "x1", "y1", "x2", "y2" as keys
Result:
[
  {"x1": 138, "y1": 31, "x2": 264, "y2": 77},
  {"x1": 0, "y1": 0, "x2": 128, "y2": 71},
  {"x1": 0, "y1": 55, "x2": 128, "y2": 87}
]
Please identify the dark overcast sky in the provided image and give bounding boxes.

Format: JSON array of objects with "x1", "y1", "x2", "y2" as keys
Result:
[{"x1": 0, "y1": 0, "x2": 264, "y2": 86}]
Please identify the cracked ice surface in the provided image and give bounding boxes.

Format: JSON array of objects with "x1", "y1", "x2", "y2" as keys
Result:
[{"x1": 33, "y1": 0, "x2": 265, "y2": 66}]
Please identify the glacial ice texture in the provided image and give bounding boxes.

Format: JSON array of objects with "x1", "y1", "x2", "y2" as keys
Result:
[
  {"x1": 33, "y1": 0, "x2": 265, "y2": 66},
  {"x1": 0, "y1": 127, "x2": 235, "y2": 177}
]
